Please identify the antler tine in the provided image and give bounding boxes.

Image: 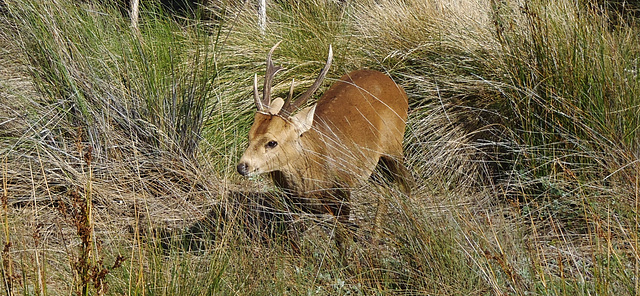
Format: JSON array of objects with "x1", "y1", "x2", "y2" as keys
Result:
[
  {"x1": 282, "y1": 45, "x2": 333, "y2": 114},
  {"x1": 253, "y1": 74, "x2": 262, "y2": 110},
  {"x1": 261, "y1": 41, "x2": 284, "y2": 111},
  {"x1": 287, "y1": 78, "x2": 295, "y2": 102}
]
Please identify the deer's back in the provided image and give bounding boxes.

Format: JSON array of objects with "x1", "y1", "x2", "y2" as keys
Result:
[
  {"x1": 314, "y1": 69, "x2": 408, "y2": 149},
  {"x1": 308, "y1": 70, "x2": 408, "y2": 181}
]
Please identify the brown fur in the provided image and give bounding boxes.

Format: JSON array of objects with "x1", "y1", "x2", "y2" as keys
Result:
[{"x1": 238, "y1": 69, "x2": 411, "y2": 252}]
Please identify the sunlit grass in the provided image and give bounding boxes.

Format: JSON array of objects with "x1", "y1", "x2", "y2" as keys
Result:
[{"x1": 0, "y1": 0, "x2": 639, "y2": 294}]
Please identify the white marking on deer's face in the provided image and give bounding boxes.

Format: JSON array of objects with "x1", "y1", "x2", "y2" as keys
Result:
[{"x1": 237, "y1": 105, "x2": 316, "y2": 177}]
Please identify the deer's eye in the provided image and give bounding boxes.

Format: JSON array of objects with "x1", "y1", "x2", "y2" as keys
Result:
[{"x1": 266, "y1": 140, "x2": 278, "y2": 149}]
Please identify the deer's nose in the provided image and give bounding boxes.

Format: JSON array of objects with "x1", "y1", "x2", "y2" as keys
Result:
[{"x1": 237, "y1": 163, "x2": 249, "y2": 176}]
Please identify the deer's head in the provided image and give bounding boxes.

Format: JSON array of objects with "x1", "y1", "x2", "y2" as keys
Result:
[{"x1": 237, "y1": 42, "x2": 332, "y2": 176}]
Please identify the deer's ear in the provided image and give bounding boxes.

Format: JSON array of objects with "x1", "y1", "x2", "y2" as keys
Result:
[
  {"x1": 268, "y1": 97, "x2": 285, "y2": 114},
  {"x1": 290, "y1": 104, "x2": 316, "y2": 134}
]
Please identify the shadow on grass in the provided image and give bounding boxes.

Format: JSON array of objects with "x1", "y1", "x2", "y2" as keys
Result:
[{"x1": 159, "y1": 189, "x2": 306, "y2": 253}]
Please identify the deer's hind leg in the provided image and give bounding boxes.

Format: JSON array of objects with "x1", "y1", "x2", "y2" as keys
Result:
[
  {"x1": 379, "y1": 155, "x2": 413, "y2": 196},
  {"x1": 369, "y1": 155, "x2": 413, "y2": 242}
]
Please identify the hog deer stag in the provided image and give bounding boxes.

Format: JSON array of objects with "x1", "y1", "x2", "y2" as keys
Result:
[{"x1": 237, "y1": 42, "x2": 412, "y2": 252}]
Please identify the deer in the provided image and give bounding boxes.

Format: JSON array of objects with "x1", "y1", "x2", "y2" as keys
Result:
[{"x1": 236, "y1": 42, "x2": 412, "y2": 254}]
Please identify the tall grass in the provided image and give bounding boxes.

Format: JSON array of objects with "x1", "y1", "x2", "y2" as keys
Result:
[
  {"x1": 2, "y1": 0, "x2": 226, "y2": 294},
  {"x1": 494, "y1": 0, "x2": 640, "y2": 178},
  {"x1": 492, "y1": 0, "x2": 640, "y2": 293},
  {"x1": 8, "y1": 0, "x2": 217, "y2": 158},
  {"x1": 1, "y1": 0, "x2": 639, "y2": 294}
]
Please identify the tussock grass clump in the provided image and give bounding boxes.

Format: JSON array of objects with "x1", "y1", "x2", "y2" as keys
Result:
[
  {"x1": 488, "y1": 2, "x2": 640, "y2": 292},
  {"x1": 8, "y1": 0, "x2": 217, "y2": 158},
  {"x1": 1, "y1": 0, "x2": 227, "y2": 294},
  {"x1": 494, "y1": 0, "x2": 640, "y2": 176}
]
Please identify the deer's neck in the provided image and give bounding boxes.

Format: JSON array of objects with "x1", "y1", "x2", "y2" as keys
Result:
[{"x1": 271, "y1": 131, "x2": 331, "y2": 194}]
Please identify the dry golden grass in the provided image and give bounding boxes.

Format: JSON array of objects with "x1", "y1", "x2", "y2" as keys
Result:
[{"x1": 1, "y1": 0, "x2": 639, "y2": 295}]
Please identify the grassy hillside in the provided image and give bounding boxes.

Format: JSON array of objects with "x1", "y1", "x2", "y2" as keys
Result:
[{"x1": 1, "y1": 0, "x2": 639, "y2": 294}]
